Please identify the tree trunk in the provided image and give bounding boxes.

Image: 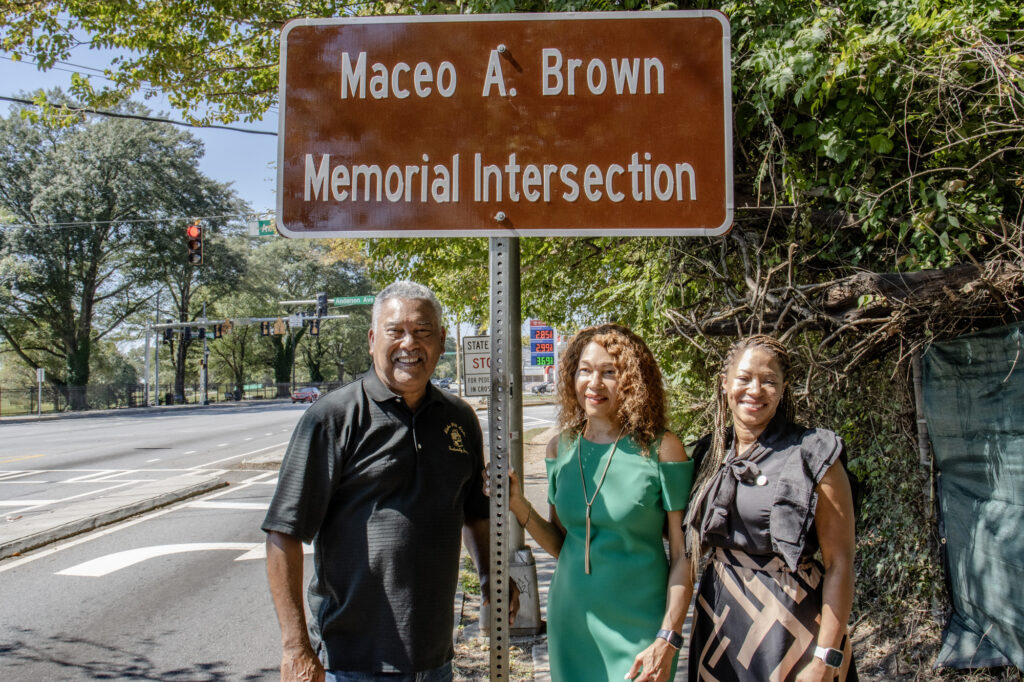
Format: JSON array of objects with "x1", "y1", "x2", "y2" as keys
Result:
[
  {"x1": 175, "y1": 336, "x2": 192, "y2": 403},
  {"x1": 65, "y1": 337, "x2": 91, "y2": 410},
  {"x1": 271, "y1": 335, "x2": 294, "y2": 397}
]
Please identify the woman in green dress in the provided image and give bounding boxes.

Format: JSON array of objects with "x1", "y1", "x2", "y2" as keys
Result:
[{"x1": 509, "y1": 324, "x2": 694, "y2": 682}]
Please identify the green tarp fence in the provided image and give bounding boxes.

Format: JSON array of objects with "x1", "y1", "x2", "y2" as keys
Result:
[{"x1": 922, "y1": 322, "x2": 1024, "y2": 669}]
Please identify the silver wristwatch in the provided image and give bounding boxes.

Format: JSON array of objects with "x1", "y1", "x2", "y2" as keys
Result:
[
  {"x1": 814, "y1": 645, "x2": 844, "y2": 668},
  {"x1": 656, "y1": 629, "x2": 684, "y2": 650}
]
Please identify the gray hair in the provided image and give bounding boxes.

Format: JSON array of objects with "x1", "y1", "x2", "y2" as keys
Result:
[{"x1": 372, "y1": 281, "x2": 444, "y2": 328}]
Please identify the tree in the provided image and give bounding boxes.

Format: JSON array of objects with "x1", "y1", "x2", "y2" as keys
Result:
[
  {"x1": 0, "y1": 93, "x2": 245, "y2": 408},
  {"x1": 244, "y1": 237, "x2": 372, "y2": 394},
  {"x1": 207, "y1": 291, "x2": 268, "y2": 399}
]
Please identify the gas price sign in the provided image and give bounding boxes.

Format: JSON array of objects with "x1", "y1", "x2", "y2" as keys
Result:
[{"x1": 529, "y1": 321, "x2": 555, "y2": 367}]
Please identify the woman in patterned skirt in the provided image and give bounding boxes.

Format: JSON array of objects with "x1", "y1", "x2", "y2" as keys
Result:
[{"x1": 684, "y1": 335, "x2": 858, "y2": 681}]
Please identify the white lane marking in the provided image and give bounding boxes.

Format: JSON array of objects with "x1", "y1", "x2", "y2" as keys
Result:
[
  {"x1": 264, "y1": 433, "x2": 273, "y2": 437},
  {"x1": 0, "y1": 500, "x2": 56, "y2": 506},
  {"x1": 185, "y1": 501, "x2": 269, "y2": 510},
  {"x1": 190, "y1": 442, "x2": 288, "y2": 470},
  {"x1": 244, "y1": 437, "x2": 253, "y2": 441},
  {"x1": 64, "y1": 471, "x2": 117, "y2": 483},
  {"x1": 217, "y1": 443, "x2": 228, "y2": 447},
  {"x1": 0, "y1": 471, "x2": 37, "y2": 481},
  {"x1": 0, "y1": 472, "x2": 275, "y2": 574},
  {"x1": 86, "y1": 470, "x2": 143, "y2": 482},
  {"x1": 57, "y1": 543, "x2": 260, "y2": 576},
  {"x1": 184, "y1": 450, "x2": 197, "y2": 455},
  {"x1": 0, "y1": 480, "x2": 48, "y2": 484},
  {"x1": 146, "y1": 458, "x2": 160, "y2": 463}
]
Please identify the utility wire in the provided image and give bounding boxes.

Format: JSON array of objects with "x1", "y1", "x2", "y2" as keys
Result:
[
  {"x1": 1, "y1": 54, "x2": 280, "y2": 114},
  {"x1": 0, "y1": 55, "x2": 279, "y2": 115},
  {"x1": 0, "y1": 95, "x2": 276, "y2": 135},
  {"x1": 0, "y1": 213, "x2": 271, "y2": 231}
]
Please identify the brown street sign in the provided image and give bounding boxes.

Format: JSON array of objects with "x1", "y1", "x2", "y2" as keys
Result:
[{"x1": 277, "y1": 12, "x2": 732, "y2": 238}]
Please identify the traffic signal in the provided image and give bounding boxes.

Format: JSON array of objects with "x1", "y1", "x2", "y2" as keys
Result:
[
  {"x1": 186, "y1": 220, "x2": 203, "y2": 265},
  {"x1": 198, "y1": 327, "x2": 206, "y2": 340},
  {"x1": 213, "y1": 324, "x2": 223, "y2": 339},
  {"x1": 260, "y1": 321, "x2": 271, "y2": 336},
  {"x1": 163, "y1": 319, "x2": 173, "y2": 343},
  {"x1": 308, "y1": 319, "x2": 320, "y2": 336},
  {"x1": 184, "y1": 326, "x2": 192, "y2": 341},
  {"x1": 316, "y1": 292, "x2": 328, "y2": 318}
]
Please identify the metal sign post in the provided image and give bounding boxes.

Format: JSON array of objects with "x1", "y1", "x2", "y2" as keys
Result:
[
  {"x1": 36, "y1": 367, "x2": 44, "y2": 416},
  {"x1": 144, "y1": 324, "x2": 151, "y2": 407},
  {"x1": 201, "y1": 302, "x2": 209, "y2": 405},
  {"x1": 487, "y1": 236, "x2": 515, "y2": 680}
]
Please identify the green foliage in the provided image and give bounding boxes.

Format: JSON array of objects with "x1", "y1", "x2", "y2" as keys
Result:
[
  {"x1": 807, "y1": 360, "x2": 944, "y2": 620},
  {"x1": 725, "y1": 0, "x2": 1023, "y2": 270},
  {"x1": 0, "y1": 93, "x2": 243, "y2": 406}
]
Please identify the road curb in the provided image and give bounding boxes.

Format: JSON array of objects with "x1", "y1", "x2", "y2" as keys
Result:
[{"x1": 0, "y1": 477, "x2": 229, "y2": 561}]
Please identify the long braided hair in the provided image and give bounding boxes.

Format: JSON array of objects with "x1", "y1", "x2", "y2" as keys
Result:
[{"x1": 686, "y1": 334, "x2": 795, "y2": 573}]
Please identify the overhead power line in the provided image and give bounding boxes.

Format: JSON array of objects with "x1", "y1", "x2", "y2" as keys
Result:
[
  {"x1": 0, "y1": 55, "x2": 280, "y2": 116},
  {"x1": 0, "y1": 213, "x2": 270, "y2": 231},
  {"x1": 0, "y1": 95, "x2": 276, "y2": 136}
]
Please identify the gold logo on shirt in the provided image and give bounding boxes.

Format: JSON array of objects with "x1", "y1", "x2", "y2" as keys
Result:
[{"x1": 444, "y1": 423, "x2": 469, "y2": 455}]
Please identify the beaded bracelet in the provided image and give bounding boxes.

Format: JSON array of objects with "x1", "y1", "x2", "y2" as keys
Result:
[{"x1": 521, "y1": 505, "x2": 535, "y2": 528}]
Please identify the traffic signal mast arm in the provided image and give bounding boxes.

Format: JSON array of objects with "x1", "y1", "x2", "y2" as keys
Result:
[{"x1": 151, "y1": 315, "x2": 350, "y2": 331}]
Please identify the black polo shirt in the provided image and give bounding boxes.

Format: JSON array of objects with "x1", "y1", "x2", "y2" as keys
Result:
[{"x1": 262, "y1": 369, "x2": 489, "y2": 673}]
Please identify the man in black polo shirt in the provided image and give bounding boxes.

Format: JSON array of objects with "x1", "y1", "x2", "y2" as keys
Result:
[{"x1": 263, "y1": 281, "x2": 510, "y2": 681}]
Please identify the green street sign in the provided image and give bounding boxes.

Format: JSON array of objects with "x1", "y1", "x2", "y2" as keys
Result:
[
  {"x1": 332, "y1": 295, "x2": 375, "y2": 307},
  {"x1": 247, "y1": 217, "x2": 277, "y2": 236}
]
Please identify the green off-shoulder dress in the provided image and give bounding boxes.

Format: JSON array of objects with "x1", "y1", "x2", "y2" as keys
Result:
[{"x1": 545, "y1": 433, "x2": 694, "y2": 681}]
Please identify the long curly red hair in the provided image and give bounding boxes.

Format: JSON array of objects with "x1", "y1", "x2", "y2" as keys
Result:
[{"x1": 556, "y1": 324, "x2": 667, "y2": 452}]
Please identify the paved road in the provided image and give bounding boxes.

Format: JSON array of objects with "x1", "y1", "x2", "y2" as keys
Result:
[
  {"x1": 0, "y1": 401, "x2": 309, "y2": 559},
  {"x1": 0, "y1": 470, "x2": 289, "y2": 680}
]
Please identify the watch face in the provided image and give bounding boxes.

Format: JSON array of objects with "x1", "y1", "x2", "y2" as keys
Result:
[{"x1": 824, "y1": 649, "x2": 844, "y2": 667}]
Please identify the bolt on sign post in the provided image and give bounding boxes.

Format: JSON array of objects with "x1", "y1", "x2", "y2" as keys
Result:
[{"x1": 277, "y1": 12, "x2": 732, "y2": 678}]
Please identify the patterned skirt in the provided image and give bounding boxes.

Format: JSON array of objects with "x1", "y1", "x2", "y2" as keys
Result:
[{"x1": 689, "y1": 548, "x2": 856, "y2": 682}]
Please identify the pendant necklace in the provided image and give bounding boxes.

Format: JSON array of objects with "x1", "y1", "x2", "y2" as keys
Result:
[{"x1": 577, "y1": 424, "x2": 625, "y2": 574}]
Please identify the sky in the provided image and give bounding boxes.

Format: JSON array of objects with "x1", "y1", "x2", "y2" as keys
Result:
[{"x1": 0, "y1": 49, "x2": 279, "y2": 216}]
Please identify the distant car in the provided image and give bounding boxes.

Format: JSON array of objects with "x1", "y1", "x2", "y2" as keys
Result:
[
  {"x1": 437, "y1": 377, "x2": 452, "y2": 388},
  {"x1": 531, "y1": 381, "x2": 555, "y2": 394},
  {"x1": 291, "y1": 386, "x2": 320, "y2": 403}
]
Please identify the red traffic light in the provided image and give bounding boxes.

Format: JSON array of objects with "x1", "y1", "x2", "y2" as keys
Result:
[{"x1": 186, "y1": 221, "x2": 203, "y2": 265}]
